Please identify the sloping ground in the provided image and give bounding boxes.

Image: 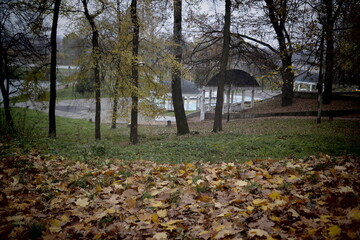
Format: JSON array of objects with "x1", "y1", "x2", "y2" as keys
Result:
[{"x1": 242, "y1": 94, "x2": 360, "y2": 117}]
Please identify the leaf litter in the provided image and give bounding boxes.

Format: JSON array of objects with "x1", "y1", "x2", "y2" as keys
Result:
[{"x1": 0, "y1": 146, "x2": 359, "y2": 239}]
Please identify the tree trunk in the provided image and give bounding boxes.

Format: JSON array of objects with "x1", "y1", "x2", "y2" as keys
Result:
[
  {"x1": 280, "y1": 56, "x2": 294, "y2": 107},
  {"x1": 172, "y1": 0, "x2": 190, "y2": 135},
  {"x1": 265, "y1": 0, "x2": 294, "y2": 106},
  {"x1": 317, "y1": 26, "x2": 325, "y2": 124},
  {"x1": 130, "y1": 0, "x2": 139, "y2": 144},
  {"x1": 111, "y1": 81, "x2": 119, "y2": 129},
  {"x1": 82, "y1": 0, "x2": 101, "y2": 140},
  {"x1": 0, "y1": 79, "x2": 14, "y2": 134},
  {"x1": 213, "y1": 0, "x2": 231, "y2": 132},
  {"x1": 323, "y1": 0, "x2": 334, "y2": 104},
  {"x1": 111, "y1": 0, "x2": 122, "y2": 129},
  {"x1": 49, "y1": 0, "x2": 61, "y2": 138}
]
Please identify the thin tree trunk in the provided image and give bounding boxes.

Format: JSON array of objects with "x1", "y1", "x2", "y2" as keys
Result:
[
  {"x1": 111, "y1": 0, "x2": 122, "y2": 129},
  {"x1": 111, "y1": 81, "x2": 119, "y2": 129},
  {"x1": 172, "y1": 0, "x2": 190, "y2": 135},
  {"x1": 213, "y1": 0, "x2": 231, "y2": 132},
  {"x1": 49, "y1": 0, "x2": 61, "y2": 138},
  {"x1": 130, "y1": 0, "x2": 139, "y2": 144},
  {"x1": 82, "y1": 0, "x2": 101, "y2": 140},
  {"x1": 323, "y1": 0, "x2": 334, "y2": 104},
  {"x1": 317, "y1": 26, "x2": 325, "y2": 124},
  {"x1": 0, "y1": 44, "x2": 14, "y2": 134}
]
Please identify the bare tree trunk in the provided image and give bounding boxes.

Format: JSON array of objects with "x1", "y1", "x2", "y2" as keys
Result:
[
  {"x1": 213, "y1": 0, "x2": 231, "y2": 132},
  {"x1": 49, "y1": 0, "x2": 61, "y2": 138},
  {"x1": 82, "y1": 0, "x2": 102, "y2": 140},
  {"x1": 172, "y1": 0, "x2": 190, "y2": 135},
  {"x1": 130, "y1": 0, "x2": 139, "y2": 144},
  {"x1": 111, "y1": 0, "x2": 122, "y2": 129},
  {"x1": 111, "y1": 81, "x2": 119, "y2": 129},
  {"x1": 265, "y1": 0, "x2": 294, "y2": 106},
  {"x1": 317, "y1": 26, "x2": 325, "y2": 124},
  {"x1": 323, "y1": 0, "x2": 334, "y2": 104}
]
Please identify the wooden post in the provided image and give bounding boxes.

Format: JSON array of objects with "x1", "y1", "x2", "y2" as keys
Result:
[
  {"x1": 251, "y1": 89, "x2": 255, "y2": 108},
  {"x1": 200, "y1": 86, "x2": 205, "y2": 120},
  {"x1": 209, "y1": 89, "x2": 212, "y2": 111},
  {"x1": 241, "y1": 89, "x2": 245, "y2": 110}
]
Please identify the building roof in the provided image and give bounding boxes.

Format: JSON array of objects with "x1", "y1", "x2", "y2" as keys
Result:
[{"x1": 206, "y1": 69, "x2": 260, "y2": 88}]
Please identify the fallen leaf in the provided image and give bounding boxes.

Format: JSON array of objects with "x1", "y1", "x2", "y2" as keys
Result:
[
  {"x1": 328, "y1": 225, "x2": 341, "y2": 237},
  {"x1": 214, "y1": 229, "x2": 238, "y2": 239},
  {"x1": 75, "y1": 198, "x2": 89, "y2": 207},
  {"x1": 49, "y1": 219, "x2": 62, "y2": 233},
  {"x1": 153, "y1": 232, "x2": 168, "y2": 240}
]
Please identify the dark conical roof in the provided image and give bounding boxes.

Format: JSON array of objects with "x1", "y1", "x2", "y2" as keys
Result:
[
  {"x1": 206, "y1": 69, "x2": 259, "y2": 88},
  {"x1": 163, "y1": 79, "x2": 200, "y2": 95}
]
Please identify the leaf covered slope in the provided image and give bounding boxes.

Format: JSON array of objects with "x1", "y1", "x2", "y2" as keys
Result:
[{"x1": 0, "y1": 146, "x2": 359, "y2": 239}]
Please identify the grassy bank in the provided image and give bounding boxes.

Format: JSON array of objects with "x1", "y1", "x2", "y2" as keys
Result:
[{"x1": 1, "y1": 107, "x2": 359, "y2": 164}]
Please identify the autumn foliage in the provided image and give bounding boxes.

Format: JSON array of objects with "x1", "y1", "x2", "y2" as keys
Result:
[{"x1": 0, "y1": 140, "x2": 359, "y2": 239}]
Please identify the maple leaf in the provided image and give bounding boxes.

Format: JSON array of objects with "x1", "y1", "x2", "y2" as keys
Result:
[
  {"x1": 328, "y1": 225, "x2": 342, "y2": 237},
  {"x1": 75, "y1": 197, "x2": 89, "y2": 207},
  {"x1": 49, "y1": 219, "x2": 62, "y2": 233},
  {"x1": 248, "y1": 229, "x2": 274, "y2": 240},
  {"x1": 153, "y1": 232, "x2": 168, "y2": 240},
  {"x1": 348, "y1": 207, "x2": 360, "y2": 220},
  {"x1": 214, "y1": 229, "x2": 238, "y2": 239}
]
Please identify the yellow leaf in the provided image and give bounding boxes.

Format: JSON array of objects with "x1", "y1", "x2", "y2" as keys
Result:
[
  {"x1": 235, "y1": 180, "x2": 248, "y2": 187},
  {"x1": 96, "y1": 185, "x2": 102, "y2": 193},
  {"x1": 151, "y1": 213, "x2": 159, "y2": 223},
  {"x1": 308, "y1": 227, "x2": 322, "y2": 235},
  {"x1": 60, "y1": 214, "x2": 70, "y2": 223},
  {"x1": 348, "y1": 207, "x2": 360, "y2": 220},
  {"x1": 247, "y1": 206, "x2": 255, "y2": 211},
  {"x1": 248, "y1": 229, "x2": 274, "y2": 240},
  {"x1": 107, "y1": 207, "x2": 116, "y2": 214},
  {"x1": 269, "y1": 215, "x2": 281, "y2": 222},
  {"x1": 150, "y1": 200, "x2": 164, "y2": 208},
  {"x1": 253, "y1": 199, "x2": 267, "y2": 206},
  {"x1": 93, "y1": 232, "x2": 104, "y2": 240},
  {"x1": 49, "y1": 219, "x2": 62, "y2": 233},
  {"x1": 214, "y1": 229, "x2": 238, "y2": 239},
  {"x1": 75, "y1": 198, "x2": 89, "y2": 207},
  {"x1": 320, "y1": 215, "x2": 332, "y2": 223},
  {"x1": 157, "y1": 209, "x2": 167, "y2": 218},
  {"x1": 328, "y1": 225, "x2": 341, "y2": 237},
  {"x1": 268, "y1": 191, "x2": 282, "y2": 200},
  {"x1": 245, "y1": 160, "x2": 253, "y2": 165},
  {"x1": 153, "y1": 232, "x2": 168, "y2": 240},
  {"x1": 288, "y1": 208, "x2": 300, "y2": 218}
]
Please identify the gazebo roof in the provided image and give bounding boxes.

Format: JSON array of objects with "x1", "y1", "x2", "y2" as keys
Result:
[
  {"x1": 206, "y1": 69, "x2": 260, "y2": 88},
  {"x1": 163, "y1": 79, "x2": 200, "y2": 95}
]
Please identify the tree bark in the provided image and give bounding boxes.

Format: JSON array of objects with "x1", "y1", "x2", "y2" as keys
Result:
[
  {"x1": 49, "y1": 0, "x2": 61, "y2": 138},
  {"x1": 323, "y1": 0, "x2": 334, "y2": 104},
  {"x1": 111, "y1": 0, "x2": 122, "y2": 129},
  {"x1": 172, "y1": 0, "x2": 190, "y2": 135},
  {"x1": 130, "y1": 0, "x2": 139, "y2": 144},
  {"x1": 82, "y1": 0, "x2": 101, "y2": 140},
  {"x1": 213, "y1": 0, "x2": 231, "y2": 132},
  {"x1": 264, "y1": 0, "x2": 294, "y2": 106}
]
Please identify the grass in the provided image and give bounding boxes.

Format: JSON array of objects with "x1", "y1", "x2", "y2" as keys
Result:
[{"x1": 1, "y1": 107, "x2": 360, "y2": 165}]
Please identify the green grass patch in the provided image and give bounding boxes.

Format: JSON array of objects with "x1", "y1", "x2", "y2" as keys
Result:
[{"x1": 1, "y1": 107, "x2": 359, "y2": 165}]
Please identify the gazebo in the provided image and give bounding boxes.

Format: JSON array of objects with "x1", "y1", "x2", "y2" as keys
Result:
[
  {"x1": 200, "y1": 69, "x2": 260, "y2": 120},
  {"x1": 294, "y1": 72, "x2": 318, "y2": 92}
]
